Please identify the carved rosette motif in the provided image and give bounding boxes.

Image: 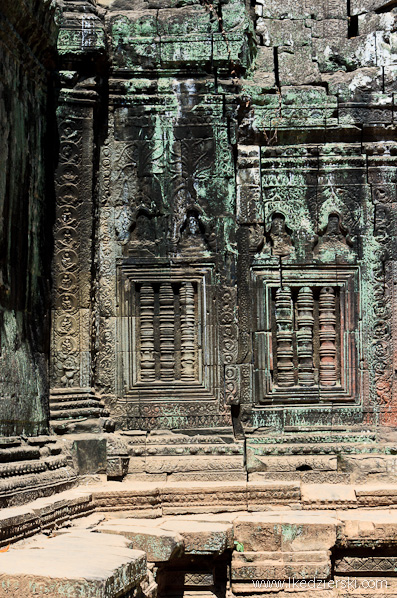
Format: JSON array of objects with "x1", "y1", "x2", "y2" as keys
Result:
[
  {"x1": 221, "y1": 287, "x2": 239, "y2": 407},
  {"x1": 275, "y1": 287, "x2": 294, "y2": 387},
  {"x1": 96, "y1": 123, "x2": 117, "y2": 396},
  {"x1": 319, "y1": 287, "x2": 337, "y2": 387},
  {"x1": 296, "y1": 287, "x2": 315, "y2": 387},
  {"x1": 52, "y1": 114, "x2": 83, "y2": 388},
  {"x1": 372, "y1": 209, "x2": 393, "y2": 422}
]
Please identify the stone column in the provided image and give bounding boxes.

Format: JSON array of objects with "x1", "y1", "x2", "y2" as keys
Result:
[
  {"x1": 275, "y1": 287, "x2": 295, "y2": 387},
  {"x1": 319, "y1": 286, "x2": 337, "y2": 387},
  {"x1": 50, "y1": 82, "x2": 107, "y2": 430},
  {"x1": 296, "y1": 287, "x2": 315, "y2": 386}
]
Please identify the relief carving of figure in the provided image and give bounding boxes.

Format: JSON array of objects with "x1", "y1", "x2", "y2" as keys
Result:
[
  {"x1": 314, "y1": 213, "x2": 353, "y2": 262},
  {"x1": 128, "y1": 210, "x2": 157, "y2": 255},
  {"x1": 178, "y1": 210, "x2": 213, "y2": 255},
  {"x1": 269, "y1": 213, "x2": 295, "y2": 258}
]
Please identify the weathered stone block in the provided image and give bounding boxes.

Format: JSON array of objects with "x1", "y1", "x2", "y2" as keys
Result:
[
  {"x1": 256, "y1": 18, "x2": 310, "y2": 48},
  {"x1": 0, "y1": 531, "x2": 147, "y2": 598},
  {"x1": 302, "y1": 484, "x2": 357, "y2": 507},
  {"x1": 160, "y1": 519, "x2": 234, "y2": 554},
  {"x1": 247, "y1": 453, "x2": 337, "y2": 473},
  {"x1": 339, "y1": 455, "x2": 397, "y2": 483},
  {"x1": 107, "y1": 456, "x2": 130, "y2": 478},
  {"x1": 234, "y1": 513, "x2": 336, "y2": 552},
  {"x1": 160, "y1": 482, "x2": 247, "y2": 514},
  {"x1": 91, "y1": 483, "x2": 161, "y2": 515},
  {"x1": 337, "y1": 510, "x2": 397, "y2": 547},
  {"x1": 247, "y1": 481, "x2": 301, "y2": 509},
  {"x1": 97, "y1": 520, "x2": 184, "y2": 561},
  {"x1": 71, "y1": 436, "x2": 107, "y2": 475}
]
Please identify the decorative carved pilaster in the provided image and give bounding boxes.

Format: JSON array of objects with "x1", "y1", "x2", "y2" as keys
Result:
[
  {"x1": 275, "y1": 287, "x2": 295, "y2": 387},
  {"x1": 139, "y1": 284, "x2": 155, "y2": 381},
  {"x1": 50, "y1": 84, "x2": 110, "y2": 431},
  {"x1": 180, "y1": 282, "x2": 196, "y2": 380},
  {"x1": 319, "y1": 286, "x2": 337, "y2": 387},
  {"x1": 296, "y1": 287, "x2": 315, "y2": 386},
  {"x1": 159, "y1": 283, "x2": 175, "y2": 380}
]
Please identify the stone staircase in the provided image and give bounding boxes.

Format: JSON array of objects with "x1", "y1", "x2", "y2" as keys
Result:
[
  {"x1": 0, "y1": 436, "x2": 77, "y2": 508},
  {"x1": 49, "y1": 388, "x2": 110, "y2": 433}
]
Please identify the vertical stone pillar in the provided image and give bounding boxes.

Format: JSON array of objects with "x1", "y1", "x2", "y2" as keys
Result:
[
  {"x1": 180, "y1": 282, "x2": 196, "y2": 381},
  {"x1": 50, "y1": 84, "x2": 106, "y2": 428},
  {"x1": 275, "y1": 287, "x2": 294, "y2": 387},
  {"x1": 159, "y1": 283, "x2": 175, "y2": 380},
  {"x1": 319, "y1": 286, "x2": 337, "y2": 387},
  {"x1": 140, "y1": 284, "x2": 155, "y2": 382},
  {"x1": 296, "y1": 287, "x2": 315, "y2": 386}
]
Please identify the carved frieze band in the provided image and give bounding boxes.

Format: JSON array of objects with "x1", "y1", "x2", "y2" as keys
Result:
[{"x1": 335, "y1": 556, "x2": 397, "y2": 573}]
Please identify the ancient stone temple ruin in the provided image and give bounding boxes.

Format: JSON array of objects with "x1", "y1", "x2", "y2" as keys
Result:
[{"x1": 2, "y1": 0, "x2": 397, "y2": 595}]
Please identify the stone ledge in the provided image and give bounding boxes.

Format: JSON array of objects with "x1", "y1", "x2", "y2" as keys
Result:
[{"x1": 0, "y1": 531, "x2": 147, "y2": 598}]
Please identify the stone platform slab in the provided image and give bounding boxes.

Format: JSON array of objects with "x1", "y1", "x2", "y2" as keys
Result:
[{"x1": 0, "y1": 530, "x2": 147, "y2": 598}]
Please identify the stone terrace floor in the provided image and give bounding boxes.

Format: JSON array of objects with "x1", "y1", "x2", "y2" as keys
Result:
[{"x1": 1, "y1": 481, "x2": 397, "y2": 596}]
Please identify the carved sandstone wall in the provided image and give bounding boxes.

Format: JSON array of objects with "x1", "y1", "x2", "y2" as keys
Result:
[
  {"x1": 51, "y1": 0, "x2": 397, "y2": 443},
  {"x1": 0, "y1": 0, "x2": 58, "y2": 435}
]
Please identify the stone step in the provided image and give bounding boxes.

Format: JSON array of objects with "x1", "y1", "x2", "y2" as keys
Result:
[
  {"x1": 0, "y1": 436, "x2": 77, "y2": 510},
  {"x1": 0, "y1": 467, "x2": 77, "y2": 508},
  {"x1": 0, "y1": 438, "x2": 21, "y2": 448},
  {"x1": 49, "y1": 389, "x2": 109, "y2": 428},
  {"x1": 50, "y1": 399, "x2": 104, "y2": 411},
  {"x1": 0, "y1": 488, "x2": 94, "y2": 547},
  {"x1": 0, "y1": 459, "x2": 46, "y2": 478},
  {"x1": 0, "y1": 447, "x2": 40, "y2": 463},
  {"x1": 0, "y1": 530, "x2": 148, "y2": 598},
  {"x1": 0, "y1": 455, "x2": 68, "y2": 478},
  {"x1": 50, "y1": 406, "x2": 107, "y2": 420}
]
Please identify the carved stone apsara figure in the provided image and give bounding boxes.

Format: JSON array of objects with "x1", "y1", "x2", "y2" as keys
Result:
[
  {"x1": 269, "y1": 213, "x2": 295, "y2": 258},
  {"x1": 314, "y1": 213, "x2": 353, "y2": 262},
  {"x1": 178, "y1": 211, "x2": 209, "y2": 254}
]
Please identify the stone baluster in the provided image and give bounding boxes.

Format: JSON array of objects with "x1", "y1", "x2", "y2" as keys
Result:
[
  {"x1": 159, "y1": 283, "x2": 175, "y2": 380},
  {"x1": 180, "y1": 282, "x2": 196, "y2": 380},
  {"x1": 275, "y1": 286, "x2": 295, "y2": 387},
  {"x1": 296, "y1": 287, "x2": 315, "y2": 386},
  {"x1": 139, "y1": 284, "x2": 155, "y2": 381},
  {"x1": 319, "y1": 286, "x2": 337, "y2": 387}
]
